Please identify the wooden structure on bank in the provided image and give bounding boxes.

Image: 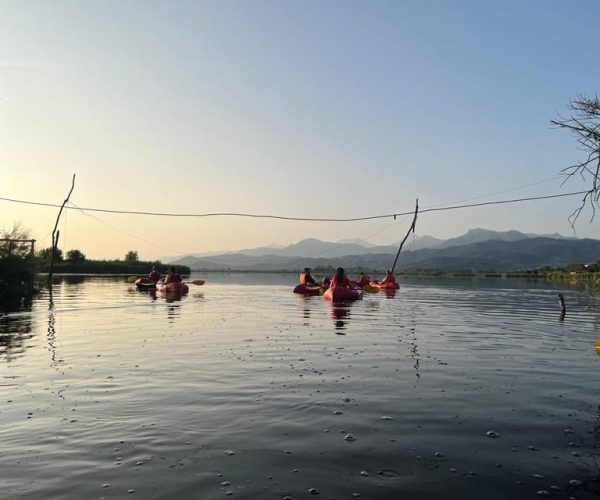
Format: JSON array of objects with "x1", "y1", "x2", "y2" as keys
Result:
[{"x1": 0, "y1": 238, "x2": 36, "y2": 257}]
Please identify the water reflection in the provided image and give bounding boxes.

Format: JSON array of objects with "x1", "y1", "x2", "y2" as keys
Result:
[
  {"x1": 0, "y1": 310, "x2": 33, "y2": 362},
  {"x1": 297, "y1": 295, "x2": 318, "y2": 326},
  {"x1": 382, "y1": 287, "x2": 397, "y2": 299},
  {"x1": 167, "y1": 302, "x2": 182, "y2": 322},
  {"x1": 47, "y1": 285, "x2": 63, "y2": 368},
  {"x1": 134, "y1": 287, "x2": 157, "y2": 301},
  {"x1": 330, "y1": 304, "x2": 352, "y2": 333}
]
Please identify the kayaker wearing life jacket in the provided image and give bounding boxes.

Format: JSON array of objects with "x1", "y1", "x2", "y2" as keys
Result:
[
  {"x1": 148, "y1": 266, "x2": 160, "y2": 282},
  {"x1": 164, "y1": 266, "x2": 182, "y2": 284},
  {"x1": 356, "y1": 272, "x2": 371, "y2": 287},
  {"x1": 299, "y1": 267, "x2": 317, "y2": 286},
  {"x1": 381, "y1": 270, "x2": 396, "y2": 285},
  {"x1": 331, "y1": 267, "x2": 351, "y2": 288}
]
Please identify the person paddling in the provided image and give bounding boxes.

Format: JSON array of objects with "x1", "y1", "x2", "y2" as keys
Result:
[
  {"x1": 164, "y1": 266, "x2": 182, "y2": 284},
  {"x1": 380, "y1": 270, "x2": 396, "y2": 285},
  {"x1": 148, "y1": 266, "x2": 160, "y2": 282},
  {"x1": 299, "y1": 267, "x2": 318, "y2": 286},
  {"x1": 356, "y1": 271, "x2": 371, "y2": 287}
]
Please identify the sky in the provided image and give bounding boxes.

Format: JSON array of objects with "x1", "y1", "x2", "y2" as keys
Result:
[{"x1": 1, "y1": 0, "x2": 599, "y2": 260}]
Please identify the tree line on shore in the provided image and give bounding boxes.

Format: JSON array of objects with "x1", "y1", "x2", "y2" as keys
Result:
[{"x1": 0, "y1": 224, "x2": 190, "y2": 310}]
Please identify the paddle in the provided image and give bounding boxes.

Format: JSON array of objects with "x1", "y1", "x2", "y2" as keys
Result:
[{"x1": 128, "y1": 276, "x2": 205, "y2": 286}]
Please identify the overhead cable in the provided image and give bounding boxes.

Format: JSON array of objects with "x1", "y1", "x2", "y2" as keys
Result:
[{"x1": 0, "y1": 190, "x2": 589, "y2": 222}]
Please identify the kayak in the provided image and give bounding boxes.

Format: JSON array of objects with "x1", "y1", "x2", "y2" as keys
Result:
[
  {"x1": 293, "y1": 284, "x2": 322, "y2": 296},
  {"x1": 135, "y1": 277, "x2": 158, "y2": 290},
  {"x1": 323, "y1": 286, "x2": 363, "y2": 302},
  {"x1": 156, "y1": 281, "x2": 189, "y2": 295},
  {"x1": 370, "y1": 281, "x2": 399, "y2": 290}
]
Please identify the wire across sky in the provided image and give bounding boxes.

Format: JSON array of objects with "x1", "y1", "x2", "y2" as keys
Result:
[{"x1": 0, "y1": 190, "x2": 589, "y2": 222}]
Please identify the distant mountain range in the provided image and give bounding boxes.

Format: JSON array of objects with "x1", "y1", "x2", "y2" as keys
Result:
[{"x1": 169, "y1": 228, "x2": 595, "y2": 272}]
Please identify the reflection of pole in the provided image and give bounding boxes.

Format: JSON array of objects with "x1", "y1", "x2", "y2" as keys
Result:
[
  {"x1": 558, "y1": 293, "x2": 566, "y2": 322},
  {"x1": 47, "y1": 285, "x2": 58, "y2": 365},
  {"x1": 48, "y1": 174, "x2": 76, "y2": 283},
  {"x1": 391, "y1": 199, "x2": 419, "y2": 274}
]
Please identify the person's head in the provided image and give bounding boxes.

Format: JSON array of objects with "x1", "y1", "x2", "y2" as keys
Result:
[
  {"x1": 170, "y1": 266, "x2": 176, "y2": 273},
  {"x1": 386, "y1": 270, "x2": 392, "y2": 275},
  {"x1": 304, "y1": 267, "x2": 311, "y2": 274},
  {"x1": 335, "y1": 267, "x2": 345, "y2": 281},
  {"x1": 360, "y1": 271, "x2": 365, "y2": 276}
]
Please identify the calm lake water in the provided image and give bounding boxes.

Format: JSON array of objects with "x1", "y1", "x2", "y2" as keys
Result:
[{"x1": 1, "y1": 273, "x2": 600, "y2": 499}]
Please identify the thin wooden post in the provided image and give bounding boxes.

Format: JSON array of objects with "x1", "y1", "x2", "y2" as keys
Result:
[
  {"x1": 48, "y1": 174, "x2": 76, "y2": 282},
  {"x1": 391, "y1": 198, "x2": 419, "y2": 274}
]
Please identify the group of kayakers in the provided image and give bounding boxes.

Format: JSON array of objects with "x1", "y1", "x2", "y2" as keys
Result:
[
  {"x1": 145, "y1": 266, "x2": 182, "y2": 284},
  {"x1": 299, "y1": 267, "x2": 396, "y2": 290}
]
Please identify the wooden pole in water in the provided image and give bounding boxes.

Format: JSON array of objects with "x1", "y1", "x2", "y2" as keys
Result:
[
  {"x1": 391, "y1": 198, "x2": 419, "y2": 274},
  {"x1": 558, "y1": 293, "x2": 566, "y2": 312},
  {"x1": 558, "y1": 293, "x2": 566, "y2": 321},
  {"x1": 48, "y1": 174, "x2": 76, "y2": 283}
]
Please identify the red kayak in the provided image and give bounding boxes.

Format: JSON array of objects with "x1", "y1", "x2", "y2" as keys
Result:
[
  {"x1": 323, "y1": 286, "x2": 363, "y2": 302},
  {"x1": 156, "y1": 280, "x2": 189, "y2": 295},
  {"x1": 135, "y1": 277, "x2": 158, "y2": 290},
  {"x1": 293, "y1": 284, "x2": 322, "y2": 296},
  {"x1": 370, "y1": 281, "x2": 400, "y2": 290}
]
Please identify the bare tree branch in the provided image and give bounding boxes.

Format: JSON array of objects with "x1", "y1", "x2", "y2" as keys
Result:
[{"x1": 553, "y1": 94, "x2": 600, "y2": 226}]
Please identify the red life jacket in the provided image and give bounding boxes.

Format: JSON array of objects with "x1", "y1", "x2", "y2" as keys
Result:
[
  {"x1": 331, "y1": 273, "x2": 350, "y2": 287},
  {"x1": 382, "y1": 273, "x2": 396, "y2": 284},
  {"x1": 357, "y1": 275, "x2": 370, "y2": 286}
]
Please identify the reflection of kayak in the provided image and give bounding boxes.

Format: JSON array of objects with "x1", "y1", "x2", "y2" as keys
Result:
[
  {"x1": 156, "y1": 281, "x2": 189, "y2": 295},
  {"x1": 293, "y1": 284, "x2": 322, "y2": 296},
  {"x1": 323, "y1": 286, "x2": 363, "y2": 302},
  {"x1": 370, "y1": 281, "x2": 399, "y2": 290},
  {"x1": 135, "y1": 277, "x2": 158, "y2": 290}
]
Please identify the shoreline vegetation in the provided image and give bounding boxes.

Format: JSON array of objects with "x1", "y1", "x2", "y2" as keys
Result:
[
  {"x1": 2, "y1": 256, "x2": 598, "y2": 312},
  {"x1": 0, "y1": 255, "x2": 191, "y2": 311},
  {"x1": 37, "y1": 260, "x2": 191, "y2": 276}
]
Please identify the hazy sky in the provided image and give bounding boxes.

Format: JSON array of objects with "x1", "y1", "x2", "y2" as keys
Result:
[{"x1": 1, "y1": 0, "x2": 599, "y2": 260}]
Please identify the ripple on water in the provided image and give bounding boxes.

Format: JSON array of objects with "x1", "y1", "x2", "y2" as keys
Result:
[{"x1": 0, "y1": 275, "x2": 599, "y2": 499}]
